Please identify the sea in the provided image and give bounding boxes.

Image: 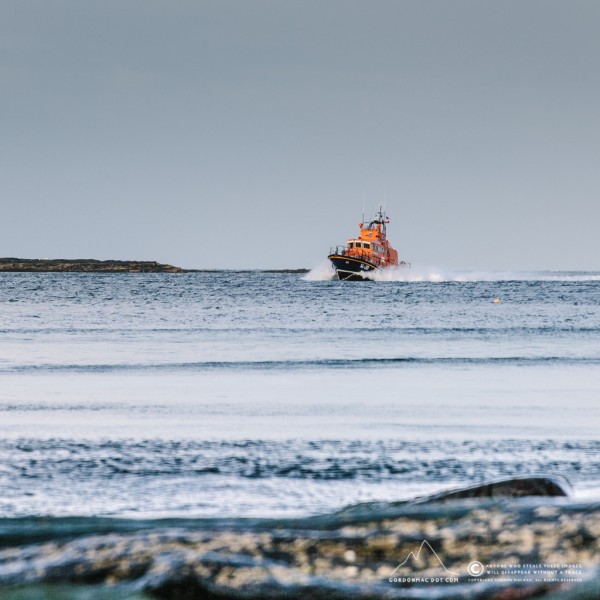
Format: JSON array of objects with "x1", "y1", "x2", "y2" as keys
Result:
[{"x1": 1, "y1": 266, "x2": 599, "y2": 520}]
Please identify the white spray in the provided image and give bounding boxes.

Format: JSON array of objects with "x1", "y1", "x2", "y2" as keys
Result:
[
  {"x1": 302, "y1": 261, "x2": 336, "y2": 281},
  {"x1": 363, "y1": 266, "x2": 600, "y2": 282},
  {"x1": 304, "y1": 262, "x2": 600, "y2": 283}
]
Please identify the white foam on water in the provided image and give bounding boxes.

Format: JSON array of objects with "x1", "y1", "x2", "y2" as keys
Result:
[
  {"x1": 363, "y1": 266, "x2": 600, "y2": 282},
  {"x1": 303, "y1": 261, "x2": 335, "y2": 281},
  {"x1": 303, "y1": 261, "x2": 600, "y2": 283},
  {"x1": 574, "y1": 484, "x2": 600, "y2": 501}
]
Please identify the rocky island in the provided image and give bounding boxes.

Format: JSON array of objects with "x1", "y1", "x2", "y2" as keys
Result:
[
  {"x1": 0, "y1": 259, "x2": 311, "y2": 274},
  {"x1": 0, "y1": 258, "x2": 188, "y2": 273}
]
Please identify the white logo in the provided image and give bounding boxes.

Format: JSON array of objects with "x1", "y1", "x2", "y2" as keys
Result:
[
  {"x1": 468, "y1": 561, "x2": 485, "y2": 577},
  {"x1": 389, "y1": 539, "x2": 459, "y2": 582}
]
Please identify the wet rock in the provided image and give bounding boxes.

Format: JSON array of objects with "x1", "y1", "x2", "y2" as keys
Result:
[
  {"x1": 0, "y1": 493, "x2": 598, "y2": 599},
  {"x1": 413, "y1": 476, "x2": 572, "y2": 503}
]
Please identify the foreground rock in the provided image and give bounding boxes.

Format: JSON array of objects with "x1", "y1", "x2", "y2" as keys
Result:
[
  {"x1": 0, "y1": 258, "x2": 187, "y2": 273},
  {"x1": 0, "y1": 483, "x2": 598, "y2": 599}
]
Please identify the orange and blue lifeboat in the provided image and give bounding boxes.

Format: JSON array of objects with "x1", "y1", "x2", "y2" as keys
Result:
[{"x1": 327, "y1": 209, "x2": 408, "y2": 280}]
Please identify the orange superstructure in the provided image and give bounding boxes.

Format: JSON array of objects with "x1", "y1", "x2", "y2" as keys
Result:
[
  {"x1": 328, "y1": 207, "x2": 409, "y2": 280},
  {"x1": 346, "y1": 218, "x2": 398, "y2": 268}
]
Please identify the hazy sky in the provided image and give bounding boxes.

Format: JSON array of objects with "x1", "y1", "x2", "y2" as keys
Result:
[{"x1": 1, "y1": 1, "x2": 599, "y2": 270}]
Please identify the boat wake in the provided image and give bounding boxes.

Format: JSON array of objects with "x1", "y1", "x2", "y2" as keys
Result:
[
  {"x1": 366, "y1": 267, "x2": 600, "y2": 282},
  {"x1": 304, "y1": 263, "x2": 600, "y2": 282}
]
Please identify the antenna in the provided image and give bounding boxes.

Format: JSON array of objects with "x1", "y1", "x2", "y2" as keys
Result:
[{"x1": 362, "y1": 191, "x2": 366, "y2": 224}]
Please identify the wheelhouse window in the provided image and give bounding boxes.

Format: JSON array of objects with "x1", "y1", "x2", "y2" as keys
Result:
[
  {"x1": 354, "y1": 242, "x2": 362, "y2": 248},
  {"x1": 363, "y1": 243, "x2": 371, "y2": 249},
  {"x1": 347, "y1": 242, "x2": 354, "y2": 248}
]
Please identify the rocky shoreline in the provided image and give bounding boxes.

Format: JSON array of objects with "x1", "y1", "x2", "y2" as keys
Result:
[
  {"x1": 0, "y1": 478, "x2": 597, "y2": 599},
  {"x1": 0, "y1": 259, "x2": 310, "y2": 273},
  {"x1": 0, "y1": 258, "x2": 187, "y2": 273}
]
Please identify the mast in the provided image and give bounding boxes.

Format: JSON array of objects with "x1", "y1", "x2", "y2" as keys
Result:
[{"x1": 375, "y1": 204, "x2": 387, "y2": 237}]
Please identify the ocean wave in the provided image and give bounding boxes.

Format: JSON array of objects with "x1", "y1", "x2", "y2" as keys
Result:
[
  {"x1": 3, "y1": 355, "x2": 600, "y2": 373},
  {"x1": 1, "y1": 439, "x2": 598, "y2": 482},
  {"x1": 2, "y1": 325, "x2": 600, "y2": 335}
]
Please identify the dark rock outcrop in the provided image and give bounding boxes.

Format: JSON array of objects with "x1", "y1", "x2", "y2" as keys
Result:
[
  {"x1": 0, "y1": 258, "x2": 187, "y2": 273},
  {"x1": 413, "y1": 476, "x2": 572, "y2": 503}
]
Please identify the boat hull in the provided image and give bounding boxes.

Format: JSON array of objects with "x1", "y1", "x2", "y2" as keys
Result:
[{"x1": 328, "y1": 255, "x2": 378, "y2": 281}]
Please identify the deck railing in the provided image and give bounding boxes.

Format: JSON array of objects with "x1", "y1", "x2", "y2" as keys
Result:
[
  {"x1": 328, "y1": 247, "x2": 386, "y2": 267},
  {"x1": 329, "y1": 247, "x2": 410, "y2": 268}
]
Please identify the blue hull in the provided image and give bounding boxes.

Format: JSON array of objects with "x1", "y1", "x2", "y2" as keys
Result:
[{"x1": 328, "y1": 255, "x2": 378, "y2": 281}]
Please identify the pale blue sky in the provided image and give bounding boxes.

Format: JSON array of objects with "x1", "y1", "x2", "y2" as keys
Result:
[{"x1": 1, "y1": 1, "x2": 599, "y2": 269}]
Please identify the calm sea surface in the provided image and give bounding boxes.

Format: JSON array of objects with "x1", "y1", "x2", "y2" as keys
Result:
[{"x1": 1, "y1": 269, "x2": 599, "y2": 518}]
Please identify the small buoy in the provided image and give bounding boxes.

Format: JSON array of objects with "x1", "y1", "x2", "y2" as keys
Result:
[{"x1": 493, "y1": 298, "x2": 501, "y2": 303}]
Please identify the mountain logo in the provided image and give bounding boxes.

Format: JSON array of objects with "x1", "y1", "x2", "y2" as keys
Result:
[{"x1": 388, "y1": 539, "x2": 459, "y2": 581}]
